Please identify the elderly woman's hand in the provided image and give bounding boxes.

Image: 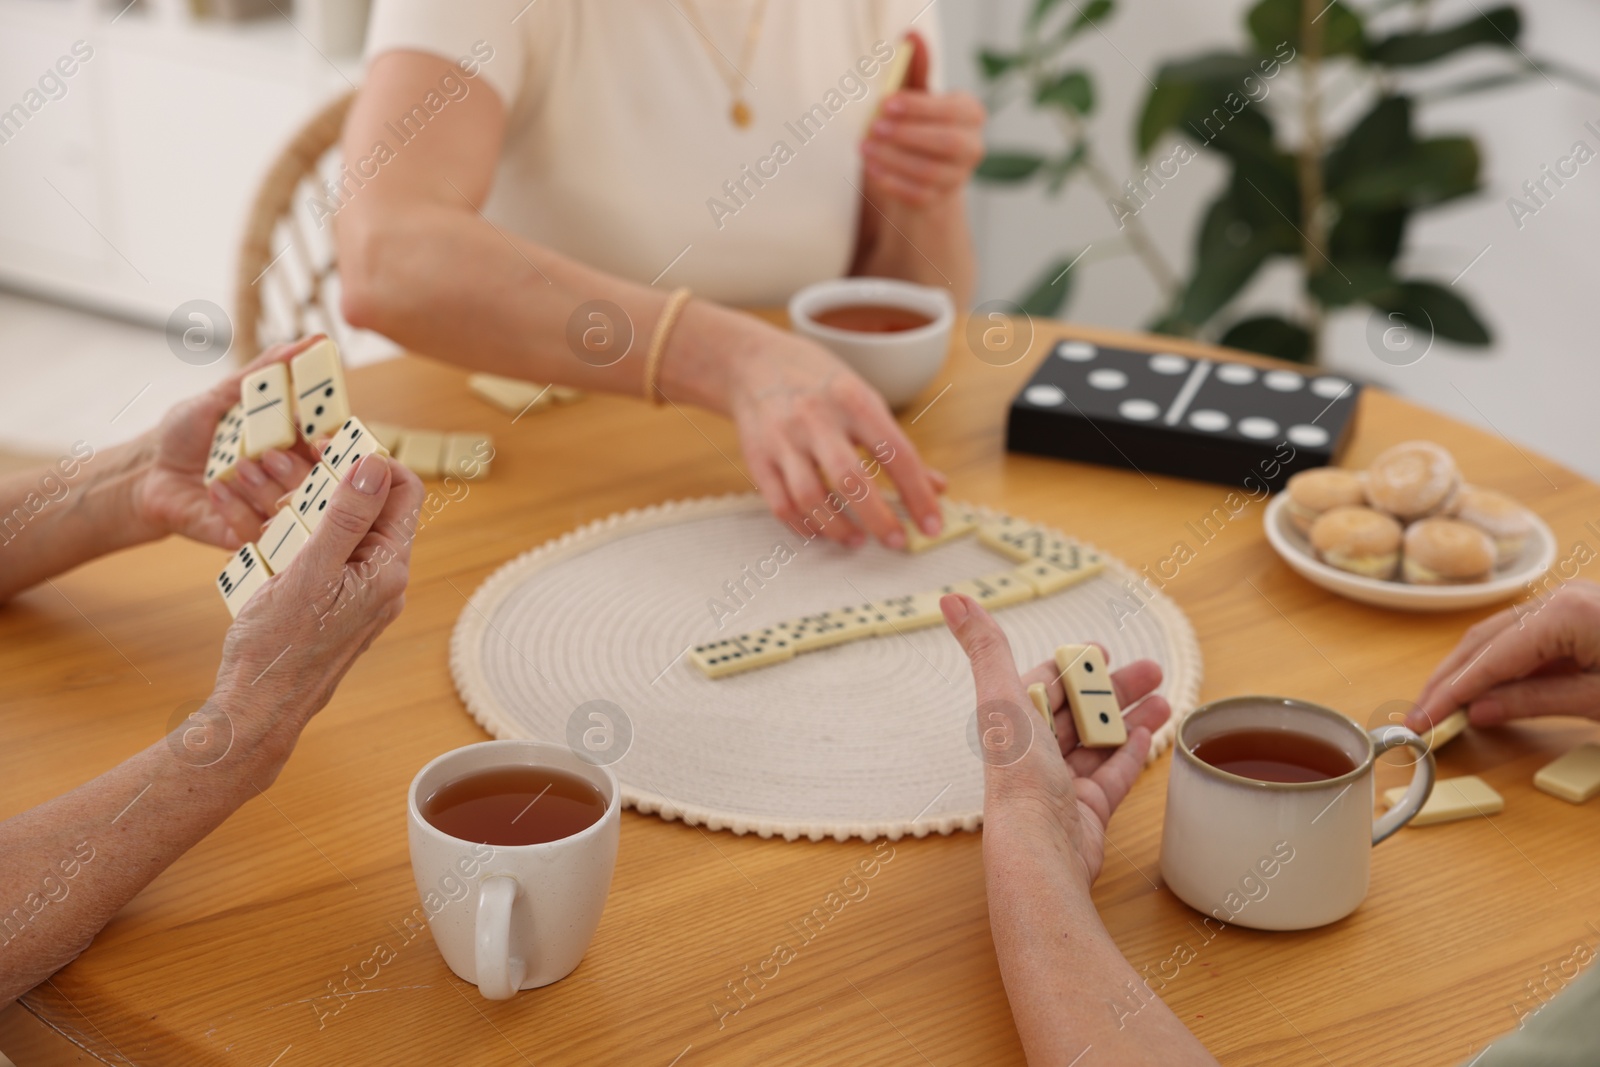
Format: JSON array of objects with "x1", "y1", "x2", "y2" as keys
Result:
[
  {"x1": 211, "y1": 454, "x2": 424, "y2": 749},
  {"x1": 130, "y1": 338, "x2": 323, "y2": 550}
]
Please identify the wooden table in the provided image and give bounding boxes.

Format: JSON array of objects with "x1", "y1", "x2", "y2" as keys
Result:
[{"x1": 4, "y1": 319, "x2": 1597, "y2": 1067}]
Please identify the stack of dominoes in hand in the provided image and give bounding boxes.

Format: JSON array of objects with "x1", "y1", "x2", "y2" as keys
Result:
[
  {"x1": 209, "y1": 340, "x2": 392, "y2": 618},
  {"x1": 689, "y1": 505, "x2": 1104, "y2": 679}
]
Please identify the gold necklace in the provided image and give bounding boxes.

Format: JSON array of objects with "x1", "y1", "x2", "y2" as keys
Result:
[{"x1": 678, "y1": 0, "x2": 769, "y2": 127}]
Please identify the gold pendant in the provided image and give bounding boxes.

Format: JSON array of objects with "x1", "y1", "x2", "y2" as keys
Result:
[{"x1": 731, "y1": 99, "x2": 752, "y2": 127}]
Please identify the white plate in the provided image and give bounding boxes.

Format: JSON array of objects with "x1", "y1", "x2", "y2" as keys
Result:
[{"x1": 1262, "y1": 493, "x2": 1555, "y2": 612}]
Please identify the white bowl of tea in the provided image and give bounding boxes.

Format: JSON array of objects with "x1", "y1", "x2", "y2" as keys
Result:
[{"x1": 788, "y1": 278, "x2": 955, "y2": 410}]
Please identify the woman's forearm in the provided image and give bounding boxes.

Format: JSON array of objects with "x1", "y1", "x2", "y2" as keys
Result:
[
  {"x1": 0, "y1": 696, "x2": 297, "y2": 1004},
  {"x1": 0, "y1": 440, "x2": 161, "y2": 604},
  {"x1": 985, "y1": 821, "x2": 1217, "y2": 1066},
  {"x1": 337, "y1": 196, "x2": 773, "y2": 410},
  {"x1": 851, "y1": 191, "x2": 976, "y2": 308}
]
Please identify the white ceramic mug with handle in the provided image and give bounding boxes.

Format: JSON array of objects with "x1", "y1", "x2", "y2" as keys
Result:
[
  {"x1": 1160, "y1": 697, "x2": 1434, "y2": 931},
  {"x1": 407, "y1": 740, "x2": 620, "y2": 999}
]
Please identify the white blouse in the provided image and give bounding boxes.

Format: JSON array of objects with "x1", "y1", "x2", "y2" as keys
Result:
[{"x1": 365, "y1": 0, "x2": 944, "y2": 306}]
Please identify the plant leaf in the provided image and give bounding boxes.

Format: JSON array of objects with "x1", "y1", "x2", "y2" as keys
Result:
[
  {"x1": 1307, "y1": 259, "x2": 1397, "y2": 307},
  {"x1": 1367, "y1": 281, "x2": 1491, "y2": 345},
  {"x1": 1247, "y1": 0, "x2": 1366, "y2": 60},
  {"x1": 1328, "y1": 208, "x2": 1408, "y2": 264},
  {"x1": 1017, "y1": 253, "x2": 1086, "y2": 318},
  {"x1": 1059, "y1": 0, "x2": 1114, "y2": 40},
  {"x1": 1325, "y1": 95, "x2": 1412, "y2": 193},
  {"x1": 1334, "y1": 137, "x2": 1480, "y2": 209},
  {"x1": 1219, "y1": 315, "x2": 1313, "y2": 362},
  {"x1": 1138, "y1": 53, "x2": 1283, "y2": 164},
  {"x1": 1137, "y1": 81, "x2": 1194, "y2": 154},
  {"x1": 978, "y1": 49, "x2": 1024, "y2": 81},
  {"x1": 1168, "y1": 181, "x2": 1295, "y2": 330},
  {"x1": 1036, "y1": 70, "x2": 1095, "y2": 115},
  {"x1": 1027, "y1": 0, "x2": 1067, "y2": 29},
  {"x1": 975, "y1": 151, "x2": 1048, "y2": 182},
  {"x1": 1369, "y1": 6, "x2": 1520, "y2": 67}
]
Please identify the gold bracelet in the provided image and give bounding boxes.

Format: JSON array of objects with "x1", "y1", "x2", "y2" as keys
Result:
[{"x1": 644, "y1": 287, "x2": 692, "y2": 406}]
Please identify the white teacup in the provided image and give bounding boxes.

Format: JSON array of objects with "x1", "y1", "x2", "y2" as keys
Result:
[
  {"x1": 407, "y1": 740, "x2": 620, "y2": 999},
  {"x1": 789, "y1": 277, "x2": 954, "y2": 410},
  {"x1": 1159, "y1": 697, "x2": 1434, "y2": 931}
]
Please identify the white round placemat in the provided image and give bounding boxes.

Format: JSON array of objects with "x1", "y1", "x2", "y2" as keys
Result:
[{"x1": 450, "y1": 496, "x2": 1202, "y2": 841}]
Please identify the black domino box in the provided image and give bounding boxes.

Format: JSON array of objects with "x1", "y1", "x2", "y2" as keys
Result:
[{"x1": 1006, "y1": 340, "x2": 1363, "y2": 492}]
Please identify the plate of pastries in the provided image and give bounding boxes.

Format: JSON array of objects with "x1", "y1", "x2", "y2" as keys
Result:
[{"x1": 1263, "y1": 440, "x2": 1555, "y2": 611}]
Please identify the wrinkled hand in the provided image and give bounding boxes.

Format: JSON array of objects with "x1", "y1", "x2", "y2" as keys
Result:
[
  {"x1": 861, "y1": 33, "x2": 985, "y2": 208},
  {"x1": 213, "y1": 454, "x2": 423, "y2": 739},
  {"x1": 943, "y1": 594, "x2": 1171, "y2": 886},
  {"x1": 728, "y1": 329, "x2": 945, "y2": 548},
  {"x1": 131, "y1": 338, "x2": 323, "y2": 550},
  {"x1": 1407, "y1": 580, "x2": 1600, "y2": 733}
]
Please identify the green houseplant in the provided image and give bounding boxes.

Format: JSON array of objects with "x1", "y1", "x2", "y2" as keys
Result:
[{"x1": 977, "y1": 0, "x2": 1594, "y2": 363}]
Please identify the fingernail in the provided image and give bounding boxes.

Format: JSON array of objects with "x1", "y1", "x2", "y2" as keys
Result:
[
  {"x1": 872, "y1": 119, "x2": 893, "y2": 136},
  {"x1": 921, "y1": 514, "x2": 942, "y2": 536},
  {"x1": 352, "y1": 454, "x2": 387, "y2": 495},
  {"x1": 885, "y1": 97, "x2": 906, "y2": 114},
  {"x1": 261, "y1": 450, "x2": 295, "y2": 481},
  {"x1": 847, "y1": 533, "x2": 867, "y2": 549},
  {"x1": 941, "y1": 594, "x2": 969, "y2": 626},
  {"x1": 885, "y1": 528, "x2": 907, "y2": 550},
  {"x1": 236, "y1": 461, "x2": 266, "y2": 488}
]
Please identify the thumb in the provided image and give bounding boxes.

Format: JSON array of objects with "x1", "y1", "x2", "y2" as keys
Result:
[
  {"x1": 942, "y1": 594, "x2": 1025, "y2": 705},
  {"x1": 904, "y1": 30, "x2": 930, "y2": 92},
  {"x1": 297, "y1": 455, "x2": 391, "y2": 580}
]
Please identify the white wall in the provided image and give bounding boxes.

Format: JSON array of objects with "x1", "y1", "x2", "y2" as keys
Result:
[{"x1": 944, "y1": 0, "x2": 1600, "y2": 481}]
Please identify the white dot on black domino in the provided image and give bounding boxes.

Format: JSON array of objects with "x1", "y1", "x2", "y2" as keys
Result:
[
  {"x1": 1216, "y1": 364, "x2": 1256, "y2": 385},
  {"x1": 1311, "y1": 376, "x2": 1352, "y2": 399},
  {"x1": 1087, "y1": 368, "x2": 1127, "y2": 391},
  {"x1": 1238, "y1": 416, "x2": 1279, "y2": 439},
  {"x1": 1288, "y1": 424, "x2": 1329, "y2": 447},
  {"x1": 1025, "y1": 384, "x2": 1066, "y2": 407},
  {"x1": 1057, "y1": 341, "x2": 1097, "y2": 362},
  {"x1": 1119, "y1": 399, "x2": 1159, "y2": 421},
  {"x1": 1149, "y1": 353, "x2": 1188, "y2": 375},
  {"x1": 1263, "y1": 370, "x2": 1303, "y2": 392},
  {"x1": 1188, "y1": 409, "x2": 1229, "y2": 432}
]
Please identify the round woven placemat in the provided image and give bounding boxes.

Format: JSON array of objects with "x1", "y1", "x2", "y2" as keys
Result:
[{"x1": 450, "y1": 496, "x2": 1202, "y2": 841}]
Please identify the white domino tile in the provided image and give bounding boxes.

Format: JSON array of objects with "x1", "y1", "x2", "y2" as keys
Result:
[
  {"x1": 1263, "y1": 370, "x2": 1304, "y2": 392},
  {"x1": 289, "y1": 463, "x2": 340, "y2": 531},
  {"x1": 1057, "y1": 341, "x2": 1097, "y2": 361},
  {"x1": 1087, "y1": 368, "x2": 1127, "y2": 390},
  {"x1": 1238, "y1": 416, "x2": 1279, "y2": 439},
  {"x1": 1025, "y1": 384, "x2": 1066, "y2": 407}
]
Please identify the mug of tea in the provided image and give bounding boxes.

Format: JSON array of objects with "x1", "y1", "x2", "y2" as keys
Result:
[
  {"x1": 788, "y1": 277, "x2": 955, "y2": 410},
  {"x1": 407, "y1": 740, "x2": 620, "y2": 999},
  {"x1": 1159, "y1": 697, "x2": 1434, "y2": 931}
]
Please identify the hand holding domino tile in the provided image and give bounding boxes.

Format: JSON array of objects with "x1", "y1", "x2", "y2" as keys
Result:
[
  {"x1": 136, "y1": 338, "x2": 326, "y2": 551},
  {"x1": 1408, "y1": 580, "x2": 1600, "y2": 736},
  {"x1": 216, "y1": 454, "x2": 424, "y2": 703},
  {"x1": 940, "y1": 593, "x2": 1171, "y2": 884}
]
